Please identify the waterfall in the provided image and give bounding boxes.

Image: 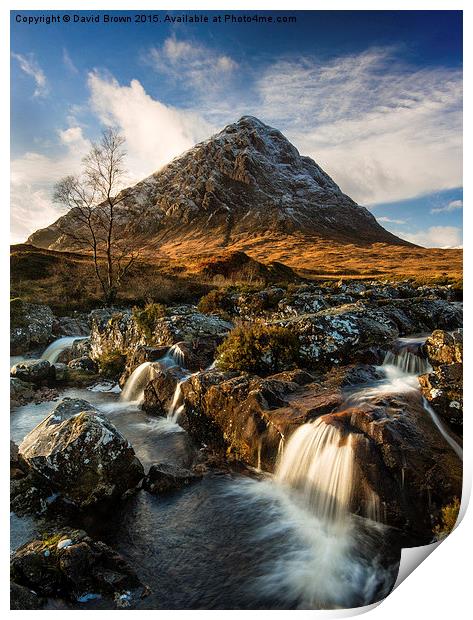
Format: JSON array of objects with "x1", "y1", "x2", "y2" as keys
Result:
[
  {"x1": 168, "y1": 343, "x2": 186, "y2": 368},
  {"x1": 422, "y1": 397, "x2": 463, "y2": 460},
  {"x1": 383, "y1": 349, "x2": 431, "y2": 376},
  {"x1": 167, "y1": 379, "x2": 187, "y2": 423},
  {"x1": 275, "y1": 418, "x2": 355, "y2": 524},
  {"x1": 120, "y1": 362, "x2": 158, "y2": 403},
  {"x1": 41, "y1": 336, "x2": 87, "y2": 364}
]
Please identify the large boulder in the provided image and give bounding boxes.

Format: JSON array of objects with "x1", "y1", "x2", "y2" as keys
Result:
[
  {"x1": 142, "y1": 367, "x2": 184, "y2": 416},
  {"x1": 419, "y1": 330, "x2": 463, "y2": 433},
  {"x1": 273, "y1": 303, "x2": 399, "y2": 368},
  {"x1": 52, "y1": 315, "x2": 89, "y2": 338},
  {"x1": 18, "y1": 398, "x2": 144, "y2": 508},
  {"x1": 10, "y1": 300, "x2": 55, "y2": 355},
  {"x1": 11, "y1": 359, "x2": 51, "y2": 383},
  {"x1": 181, "y1": 367, "x2": 347, "y2": 470},
  {"x1": 90, "y1": 306, "x2": 232, "y2": 370},
  {"x1": 322, "y1": 390, "x2": 463, "y2": 544},
  {"x1": 11, "y1": 529, "x2": 147, "y2": 607}
]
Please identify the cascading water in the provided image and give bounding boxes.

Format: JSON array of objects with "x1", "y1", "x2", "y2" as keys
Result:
[
  {"x1": 167, "y1": 380, "x2": 186, "y2": 423},
  {"x1": 383, "y1": 349, "x2": 431, "y2": 375},
  {"x1": 275, "y1": 418, "x2": 355, "y2": 524},
  {"x1": 41, "y1": 336, "x2": 88, "y2": 364},
  {"x1": 422, "y1": 397, "x2": 463, "y2": 460},
  {"x1": 120, "y1": 362, "x2": 158, "y2": 404}
]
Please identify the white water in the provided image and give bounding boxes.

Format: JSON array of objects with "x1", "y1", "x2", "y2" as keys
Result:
[
  {"x1": 275, "y1": 418, "x2": 355, "y2": 524},
  {"x1": 41, "y1": 336, "x2": 88, "y2": 364},
  {"x1": 120, "y1": 362, "x2": 158, "y2": 404},
  {"x1": 167, "y1": 380, "x2": 186, "y2": 423},
  {"x1": 347, "y1": 340, "x2": 462, "y2": 461},
  {"x1": 422, "y1": 397, "x2": 463, "y2": 460}
]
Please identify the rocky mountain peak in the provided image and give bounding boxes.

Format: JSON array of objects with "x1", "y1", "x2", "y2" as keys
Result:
[{"x1": 28, "y1": 116, "x2": 409, "y2": 252}]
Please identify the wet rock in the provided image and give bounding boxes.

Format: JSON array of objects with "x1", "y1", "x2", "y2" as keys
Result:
[
  {"x1": 143, "y1": 463, "x2": 202, "y2": 494},
  {"x1": 323, "y1": 390, "x2": 462, "y2": 544},
  {"x1": 51, "y1": 363, "x2": 68, "y2": 381},
  {"x1": 67, "y1": 356, "x2": 97, "y2": 373},
  {"x1": 274, "y1": 303, "x2": 398, "y2": 368},
  {"x1": 10, "y1": 377, "x2": 35, "y2": 407},
  {"x1": 340, "y1": 365, "x2": 384, "y2": 387},
  {"x1": 10, "y1": 581, "x2": 44, "y2": 610},
  {"x1": 419, "y1": 329, "x2": 463, "y2": 434},
  {"x1": 56, "y1": 338, "x2": 92, "y2": 364},
  {"x1": 181, "y1": 368, "x2": 343, "y2": 470},
  {"x1": 10, "y1": 300, "x2": 55, "y2": 355},
  {"x1": 11, "y1": 359, "x2": 51, "y2": 383},
  {"x1": 90, "y1": 306, "x2": 231, "y2": 372},
  {"x1": 11, "y1": 528, "x2": 146, "y2": 607},
  {"x1": 19, "y1": 398, "x2": 144, "y2": 508},
  {"x1": 52, "y1": 315, "x2": 89, "y2": 338},
  {"x1": 142, "y1": 367, "x2": 184, "y2": 416}
]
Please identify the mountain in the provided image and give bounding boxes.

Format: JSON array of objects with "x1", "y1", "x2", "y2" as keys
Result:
[{"x1": 28, "y1": 116, "x2": 410, "y2": 254}]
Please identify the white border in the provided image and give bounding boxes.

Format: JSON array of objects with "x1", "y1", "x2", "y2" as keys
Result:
[{"x1": 2, "y1": 1, "x2": 469, "y2": 618}]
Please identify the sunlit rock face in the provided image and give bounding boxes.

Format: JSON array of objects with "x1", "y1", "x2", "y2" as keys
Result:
[
  {"x1": 28, "y1": 116, "x2": 408, "y2": 251},
  {"x1": 419, "y1": 329, "x2": 463, "y2": 433}
]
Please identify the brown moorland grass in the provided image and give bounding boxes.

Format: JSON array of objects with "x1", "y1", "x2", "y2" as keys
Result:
[{"x1": 11, "y1": 236, "x2": 462, "y2": 312}]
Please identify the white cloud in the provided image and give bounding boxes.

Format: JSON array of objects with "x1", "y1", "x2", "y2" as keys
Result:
[
  {"x1": 378, "y1": 216, "x2": 407, "y2": 225},
  {"x1": 256, "y1": 49, "x2": 462, "y2": 205},
  {"x1": 146, "y1": 36, "x2": 238, "y2": 93},
  {"x1": 63, "y1": 48, "x2": 78, "y2": 74},
  {"x1": 393, "y1": 225, "x2": 462, "y2": 248},
  {"x1": 87, "y1": 72, "x2": 213, "y2": 181},
  {"x1": 430, "y1": 199, "x2": 463, "y2": 214},
  {"x1": 11, "y1": 135, "x2": 90, "y2": 243},
  {"x1": 12, "y1": 52, "x2": 48, "y2": 97}
]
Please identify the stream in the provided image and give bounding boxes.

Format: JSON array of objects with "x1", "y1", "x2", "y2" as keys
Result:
[{"x1": 11, "y1": 333, "x2": 461, "y2": 609}]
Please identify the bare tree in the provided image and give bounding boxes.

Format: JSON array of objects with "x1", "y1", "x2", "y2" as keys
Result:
[{"x1": 53, "y1": 127, "x2": 140, "y2": 305}]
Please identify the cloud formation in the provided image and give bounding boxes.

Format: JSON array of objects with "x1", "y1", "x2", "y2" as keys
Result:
[
  {"x1": 88, "y1": 72, "x2": 214, "y2": 182},
  {"x1": 146, "y1": 36, "x2": 238, "y2": 94},
  {"x1": 12, "y1": 52, "x2": 48, "y2": 97},
  {"x1": 10, "y1": 129, "x2": 90, "y2": 243},
  {"x1": 392, "y1": 225, "x2": 462, "y2": 248},
  {"x1": 430, "y1": 199, "x2": 463, "y2": 214}
]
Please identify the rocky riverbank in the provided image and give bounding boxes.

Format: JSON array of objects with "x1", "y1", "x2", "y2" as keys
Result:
[{"x1": 10, "y1": 278, "x2": 463, "y2": 609}]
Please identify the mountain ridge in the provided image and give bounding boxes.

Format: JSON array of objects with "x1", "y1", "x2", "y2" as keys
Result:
[{"x1": 28, "y1": 116, "x2": 411, "y2": 252}]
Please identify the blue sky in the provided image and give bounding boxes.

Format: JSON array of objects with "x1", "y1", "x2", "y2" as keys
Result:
[{"x1": 11, "y1": 10, "x2": 462, "y2": 246}]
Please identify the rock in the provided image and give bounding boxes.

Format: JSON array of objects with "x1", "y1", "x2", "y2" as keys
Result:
[
  {"x1": 340, "y1": 365, "x2": 384, "y2": 387},
  {"x1": 142, "y1": 367, "x2": 184, "y2": 416},
  {"x1": 181, "y1": 368, "x2": 344, "y2": 469},
  {"x1": 11, "y1": 528, "x2": 146, "y2": 607},
  {"x1": 322, "y1": 390, "x2": 462, "y2": 544},
  {"x1": 423, "y1": 329, "x2": 462, "y2": 365},
  {"x1": 274, "y1": 303, "x2": 398, "y2": 369},
  {"x1": 10, "y1": 582, "x2": 44, "y2": 610},
  {"x1": 419, "y1": 329, "x2": 463, "y2": 433},
  {"x1": 52, "y1": 315, "x2": 89, "y2": 337},
  {"x1": 10, "y1": 377, "x2": 35, "y2": 407},
  {"x1": 90, "y1": 306, "x2": 231, "y2": 376},
  {"x1": 51, "y1": 363, "x2": 68, "y2": 381},
  {"x1": 10, "y1": 300, "x2": 55, "y2": 355},
  {"x1": 143, "y1": 463, "x2": 201, "y2": 494},
  {"x1": 18, "y1": 398, "x2": 144, "y2": 508},
  {"x1": 67, "y1": 356, "x2": 97, "y2": 373},
  {"x1": 10, "y1": 440, "x2": 28, "y2": 480},
  {"x1": 56, "y1": 338, "x2": 92, "y2": 364},
  {"x1": 11, "y1": 359, "x2": 51, "y2": 383}
]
